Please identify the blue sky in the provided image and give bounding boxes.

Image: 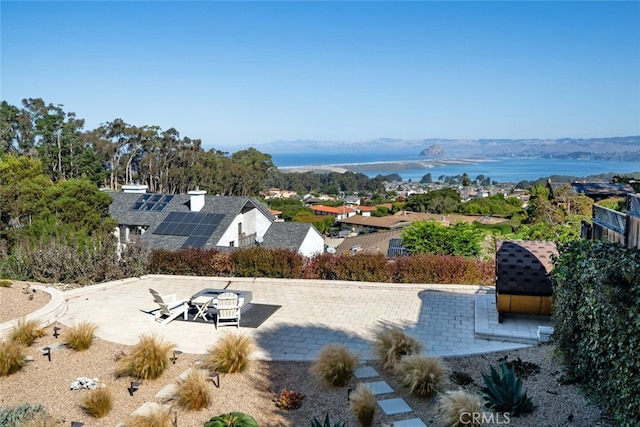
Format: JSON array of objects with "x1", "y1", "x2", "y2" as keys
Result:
[{"x1": 2, "y1": 1, "x2": 639, "y2": 150}]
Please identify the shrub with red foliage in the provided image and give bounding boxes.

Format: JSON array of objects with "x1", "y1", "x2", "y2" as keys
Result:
[
  {"x1": 148, "y1": 249, "x2": 233, "y2": 276},
  {"x1": 147, "y1": 248, "x2": 493, "y2": 285},
  {"x1": 391, "y1": 254, "x2": 494, "y2": 285},
  {"x1": 230, "y1": 248, "x2": 303, "y2": 278}
]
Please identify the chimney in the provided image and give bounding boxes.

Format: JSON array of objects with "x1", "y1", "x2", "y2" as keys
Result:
[
  {"x1": 188, "y1": 188, "x2": 207, "y2": 212},
  {"x1": 122, "y1": 184, "x2": 148, "y2": 193}
]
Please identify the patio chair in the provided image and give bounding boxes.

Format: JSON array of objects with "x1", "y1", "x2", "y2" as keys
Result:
[
  {"x1": 149, "y1": 288, "x2": 189, "y2": 326},
  {"x1": 215, "y1": 292, "x2": 241, "y2": 329}
]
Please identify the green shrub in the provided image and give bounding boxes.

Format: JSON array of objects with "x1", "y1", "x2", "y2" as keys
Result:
[
  {"x1": 395, "y1": 354, "x2": 450, "y2": 397},
  {"x1": 310, "y1": 344, "x2": 360, "y2": 387},
  {"x1": 273, "y1": 389, "x2": 305, "y2": 410},
  {"x1": 116, "y1": 333, "x2": 176, "y2": 379},
  {"x1": 0, "y1": 340, "x2": 27, "y2": 376},
  {"x1": 481, "y1": 362, "x2": 534, "y2": 416},
  {"x1": 177, "y1": 369, "x2": 211, "y2": 410},
  {"x1": 18, "y1": 412, "x2": 59, "y2": 427},
  {"x1": 349, "y1": 383, "x2": 376, "y2": 427},
  {"x1": 435, "y1": 390, "x2": 486, "y2": 427},
  {"x1": 551, "y1": 240, "x2": 640, "y2": 425},
  {"x1": 0, "y1": 403, "x2": 47, "y2": 426},
  {"x1": 204, "y1": 412, "x2": 258, "y2": 427},
  {"x1": 372, "y1": 325, "x2": 423, "y2": 371},
  {"x1": 202, "y1": 333, "x2": 254, "y2": 374},
  {"x1": 1, "y1": 235, "x2": 147, "y2": 285},
  {"x1": 9, "y1": 318, "x2": 44, "y2": 346},
  {"x1": 311, "y1": 413, "x2": 346, "y2": 427},
  {"x1": 63, "y1": 321, "x2": 98, "y2": 351},
  {"x1": 81, "y1": 386, "x2": 113, "y2": 418}
]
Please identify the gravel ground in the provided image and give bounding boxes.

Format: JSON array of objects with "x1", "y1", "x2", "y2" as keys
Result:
[
  {"x1": 0, "y1": 284, "x2": 612, "y2": 426},
  {"x1": 0, "y1": 283, "x2": 51, "y2": 323}
]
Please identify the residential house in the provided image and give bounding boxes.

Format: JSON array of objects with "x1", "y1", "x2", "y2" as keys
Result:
[
  {"x1": 109, "y1": 186, "x2": 324, "y2": 257},
  {"x1": 310, "y1": 205, "x2": 358, "y2": 221}
]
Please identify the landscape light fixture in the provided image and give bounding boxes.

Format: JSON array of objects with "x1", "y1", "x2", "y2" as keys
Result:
[
  {"x1": 128, "y1": 381, "x2": 141, "y2": 396},
  {"x1": 171, "y1": 408, "x2": 178, "y2": 427},
  {"x1": 53, "y1": 327, "x2": 61, "y2": 338},
  {"x1": 42, "y1": 346, "x2": 51, "y2": 362},
  {"x1": 70, "y1": 422, "x2": 84, "y2": 427},
  {"x1": 170, "y1": 350, "x2": 183, "y2": 364},
  {"x1": 208, "y1": 371, "x2": 220, "y2": 388}
]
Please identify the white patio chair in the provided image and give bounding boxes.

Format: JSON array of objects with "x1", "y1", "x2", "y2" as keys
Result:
[
  {"x1": 215, "y1": 292, "x2": 241, "y2": 329},
  {"x1": 149, "y1": 288, "x2": 189, "y2": 326}
]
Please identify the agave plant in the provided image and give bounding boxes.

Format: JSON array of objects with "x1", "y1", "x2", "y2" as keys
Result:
[
  {"x1": 311, "y1": 413, "x2": 346, "y2": 427},
  {"x1": 204, "y1": 412, "x2": 258, "y2": 427},
  {"x1": 481, "y1": 362, "x2": 535, "y2": 416}
]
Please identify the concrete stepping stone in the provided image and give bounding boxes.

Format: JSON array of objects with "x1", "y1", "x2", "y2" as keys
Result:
[
  {"x1": 393, "y1": 418, "x2": 427, "y2": 427},
  {"x1": 130, "y1": 402, "x2": 170, "y2": 417},
  {"x1": 361, "y1": 380, "x2": 394, "y2": 395},
  {"x1": 178, "y1": 368, "x2": 193, "y2": 381},
  {"x1": 354, "y1": 366, "x2": 379, "y2": 379},
  {"x1": 377, "y1": 397, "x2": 413, "y2": 415},
  {"x1": 155, "y1": 383, "x2": 177, "y2": 400}
]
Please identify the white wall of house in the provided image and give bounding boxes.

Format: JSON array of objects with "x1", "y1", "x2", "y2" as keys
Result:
[
  {"x1": 216, "y1": 207, "x2": 273, "y2": 247},
  {"x1": 298, "y1": 227, "x2": 325, "y2": 257}
]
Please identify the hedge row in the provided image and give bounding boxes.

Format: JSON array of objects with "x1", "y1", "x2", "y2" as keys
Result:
[
  {"x1": 148, "y1": 248, "x2": 495, "y2": 285},
  {"x1": 550, "y1": 240, "x2": 640, "y2": 426}
]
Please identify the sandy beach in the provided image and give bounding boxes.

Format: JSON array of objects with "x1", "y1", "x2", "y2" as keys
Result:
[{"x1": 278, "y1": 158, "x2": 487, "y2": 174}]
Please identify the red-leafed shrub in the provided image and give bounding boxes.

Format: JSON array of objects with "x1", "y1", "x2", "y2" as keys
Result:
[
  {"x1": 391, "y1": 254, "x2": 494, "y2": 285},
  {"x1": 303, "y1": 253, "x2": 342, "y2": 280},
  {"x1": 148, "y1": 249, "x2": 231, "y2": 276},
  {"x1": 230, "y1": 248, "x2": 303, "y2": 278},
  {"x1": 338, "y1": 253, "x2": 392, "y2": 283}
]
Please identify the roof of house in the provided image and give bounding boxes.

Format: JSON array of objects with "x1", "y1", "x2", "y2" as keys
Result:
[
  {"x1": 338, "y1": 215, "x2": 413, "y2": 229},
  {"x1": 261, "y1": 221, "x2": 322, "y2": 253},
  {"x1": 335, "y1": 229, "x2": 404, "y2": 256},
  {"x1": 109, "y1": 192, "x2": 274, "y2": 250},
  {"x1": 310, "y1": 205, "x2": 357, "y2": 215},
  {"x1": 548, "y1": 181, "x2": 635, "y2": 200},
  {"x1": 571, "y1": 182, "x2": 635, "y2": 199}
]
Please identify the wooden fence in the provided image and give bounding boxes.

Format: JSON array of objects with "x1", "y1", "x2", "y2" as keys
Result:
[{"x1": 587, "y1": 194, "x2": 640, "y2": 249}]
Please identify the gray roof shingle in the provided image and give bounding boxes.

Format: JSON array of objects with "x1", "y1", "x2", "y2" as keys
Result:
[{"x1": 261, "y1": 221, "x2": 320, "y2": 253}]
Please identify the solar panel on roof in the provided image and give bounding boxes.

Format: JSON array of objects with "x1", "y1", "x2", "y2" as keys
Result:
[
  {"x1": 153, "y1": 212, "x2": 225, "y2": 248},
  {"x1": 131, "y1": 194, "x2": 175, "y2": 211}
]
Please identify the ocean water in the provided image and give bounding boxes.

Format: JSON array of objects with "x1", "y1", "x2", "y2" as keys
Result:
[{"x1": 271, "y1": 152, "x2": 640, "y2": 183}]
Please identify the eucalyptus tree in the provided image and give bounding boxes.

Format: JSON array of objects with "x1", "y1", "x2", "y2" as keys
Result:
[{"x1": 0, "y1": 101, "x2": 34, "y2": 153}]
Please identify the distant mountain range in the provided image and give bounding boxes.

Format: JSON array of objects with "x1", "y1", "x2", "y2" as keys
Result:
[{"x1": 260, "y1": 136, "x2": 640, "y2": 161}]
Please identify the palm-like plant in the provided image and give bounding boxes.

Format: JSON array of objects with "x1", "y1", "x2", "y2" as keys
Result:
[
  {"x1": 481, "y1": 362, "x2": 535, "y2": 416},
  {"x1": 204, "y1": 412, "x2": 258, "y2": 427},
  {"x1": 311, "y1": 413, "x2": 346, "y2": 427}
]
